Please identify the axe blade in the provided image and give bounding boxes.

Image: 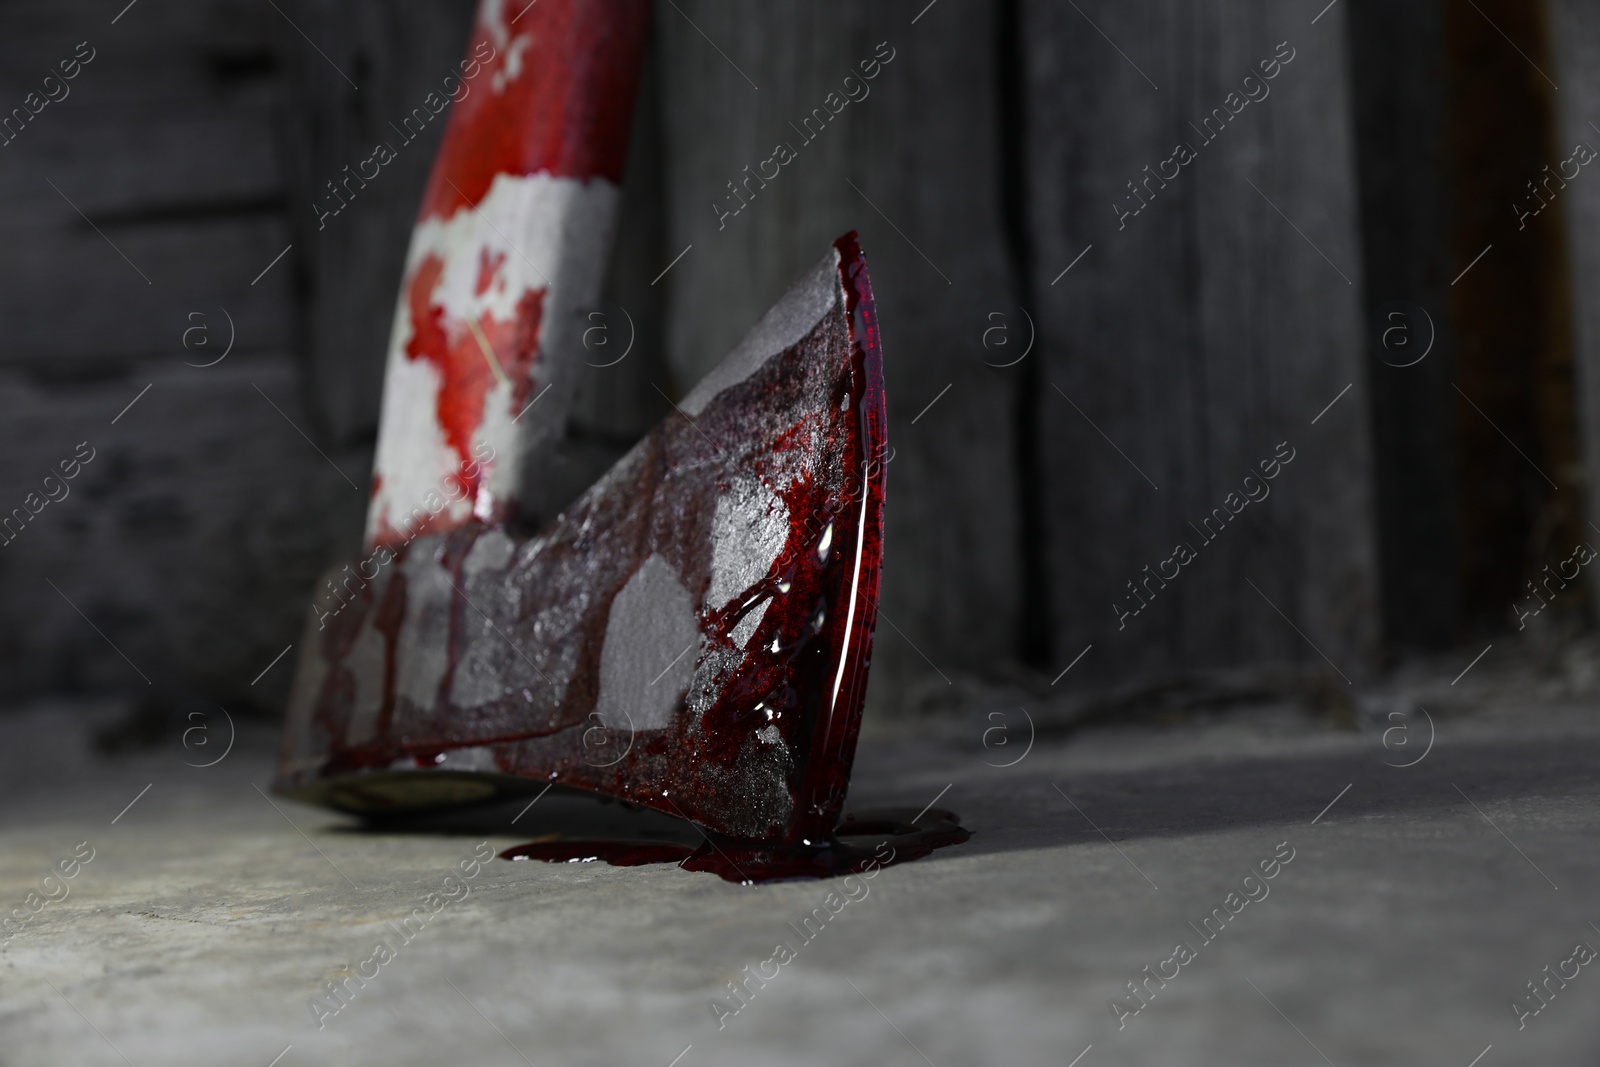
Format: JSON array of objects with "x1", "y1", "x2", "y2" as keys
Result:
[{"x1": 276, "y1": 234, "x2": 887, "y2": 848}]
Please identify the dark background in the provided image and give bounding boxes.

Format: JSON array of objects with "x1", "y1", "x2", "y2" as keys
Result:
[{"x1": 1, "y1": 0, "x2": 1594, "y2": 727}]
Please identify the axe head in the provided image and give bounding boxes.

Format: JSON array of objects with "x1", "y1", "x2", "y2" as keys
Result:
[{"x1": 275, "y1": 234, "x2": 887, "y2": 847}]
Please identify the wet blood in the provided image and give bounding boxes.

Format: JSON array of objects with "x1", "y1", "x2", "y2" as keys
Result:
[{"x1": 499, "y1": 808, "x2": 970, "y2": 884}]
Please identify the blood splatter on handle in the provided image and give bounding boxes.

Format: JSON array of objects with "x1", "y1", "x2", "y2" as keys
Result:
[{"x1": 367, "y1": 0, "x2": 650, "y2": 549}]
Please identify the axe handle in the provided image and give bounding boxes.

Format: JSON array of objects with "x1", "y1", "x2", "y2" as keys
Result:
[{"x1": 366, "y1": 0, "x2": 650, "y2": 549}]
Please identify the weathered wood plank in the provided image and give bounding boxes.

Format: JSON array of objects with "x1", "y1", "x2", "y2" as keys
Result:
[
  {"x1": 1441, "y1": 0, "x2": 1581, "y2": 633},
  {"x1": 0, "y1": 356, "x2": 367, "y2": 707},
  {"x1": 655, "y1": 0, "x2": 1025, "y2": 703},
  {"x1": 1524, "y1": 1, "x2": 1599, "y2": 620},
  {"x1": 0, "y1": 0, "x2": 322, "y2": 709},
  {"x1": 0, "y1": 0, "x2": 278, "y2": 102},
  {"x1": 276, "y1": 0, "x2": 478, "y2": 445},
  {"x1": 0, "y1": 216, "x2": 296, "y2": 362},
  {"x1": 1550, "y1": 0, "x2": 1600, "y2": 608},
  {"x1": 0, "y1": 0, "x2": 296, "y2": 364},
  {"x1": 0, "y1": 99, "x2": 283, "y2": 220},
  {"x1": 1345, "y1": 0, "x2": 1461, "y2": 651},
  {"x1": 1020, "y1": 0, "x2": 1380, "y2": 682}
]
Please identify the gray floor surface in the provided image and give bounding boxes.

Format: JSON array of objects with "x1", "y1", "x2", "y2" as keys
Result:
[{"x1": 2, "y1": 667, "x2": 1597, "y2": 1066}]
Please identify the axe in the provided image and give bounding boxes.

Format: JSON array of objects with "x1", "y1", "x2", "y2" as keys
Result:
[{"x1": 276, "y1": 0, "x2": 894, "y2": 874}]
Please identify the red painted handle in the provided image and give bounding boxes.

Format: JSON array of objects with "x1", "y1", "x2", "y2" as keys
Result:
[{"x1": 367, "y1": 0, "x2": 650, "y2": 549}]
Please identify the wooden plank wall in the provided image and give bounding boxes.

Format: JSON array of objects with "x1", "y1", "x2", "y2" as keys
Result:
[
  {"x1": 655, "y1": 0, "x2": 1026, "y2": 708},
  {"x1": 0, "y1": 0, "x2": 363, "y2": 711},
  {"x1": 0, "y1": 0, "x2": 1396, "y2": 717},
  {"x1": 1017, "y1": 0, "x2": 1380, "y2": 684}
]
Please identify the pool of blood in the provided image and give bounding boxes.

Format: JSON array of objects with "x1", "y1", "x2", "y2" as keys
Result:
[{"x1": 500, "y1": 807, "x2": 970, "y2": 883}]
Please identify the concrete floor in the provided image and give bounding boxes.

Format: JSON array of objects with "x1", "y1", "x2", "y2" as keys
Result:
[{"x1": 3, "y1": 663, "x2": 1599, "y2": 1066}]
